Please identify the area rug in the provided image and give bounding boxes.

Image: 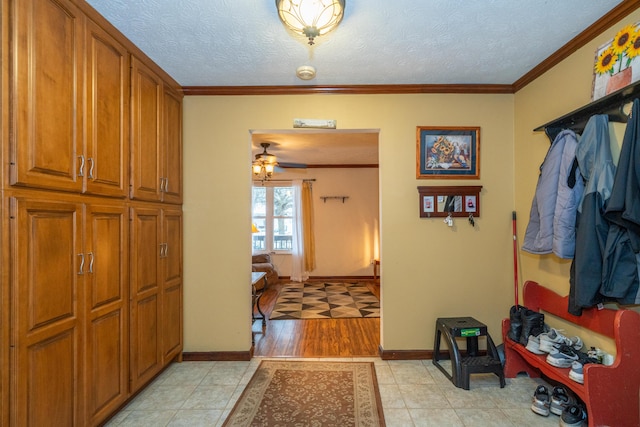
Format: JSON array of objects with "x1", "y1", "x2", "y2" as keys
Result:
[
  {"x1": 269, "y1": 282, "x2": 380, "y2": 320},
  {"x1": 222, "y1": 360, "x2": 385, "y2": 427}
]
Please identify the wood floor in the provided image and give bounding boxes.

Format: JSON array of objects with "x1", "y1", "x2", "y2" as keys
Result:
[{"x1": 252, "y1": 280, "x2": 381, "y2": 358}]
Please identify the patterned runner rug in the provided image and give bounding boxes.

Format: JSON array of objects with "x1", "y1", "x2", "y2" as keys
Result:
[
  {"x1": 222, "y1": 360, "x2": 385, "y2": 426},
  {"x1": 269, "y1": 282, "x2": 380, "y2": 320}
]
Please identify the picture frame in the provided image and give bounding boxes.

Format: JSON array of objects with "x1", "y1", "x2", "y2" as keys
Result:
[
  {"x1": 416, "y1": 126, "x2": 480, "y2": 179},
  {"x1": 592, "y1": 22, "x2": 640, "y2": 101}
]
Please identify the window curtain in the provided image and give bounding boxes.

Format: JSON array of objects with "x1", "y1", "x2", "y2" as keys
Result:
[{"x1": 291, "y1": 180, "x2": 315, "y2": 282}]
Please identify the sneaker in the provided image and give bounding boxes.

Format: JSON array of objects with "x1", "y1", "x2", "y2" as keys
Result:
[
  {"x1": 546, "y1": 344, "x2": 580, "y2": 368},
  {"x1": 525, "y1": 334, "x2": 545, "y2": 354},
  {"x1": 550, "y1": 386, "x2": 575, "y2": 416},
  {"x1": 538, "y1": 328, "x2": 583, "y2": 353},
  {"x1": 531, "y1": 385, "x2": 550, "y2": 416},
  {"x1": 560, "y1": 403, "x2": 588, "y2": 427},
  {"x1": 568, "y1": 354, "x2": 599, "y2": 384}
]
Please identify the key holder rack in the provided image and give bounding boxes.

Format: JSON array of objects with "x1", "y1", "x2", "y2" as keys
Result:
[{"x1": 418, "y1": 185, "x2": 482, "y2": 219}]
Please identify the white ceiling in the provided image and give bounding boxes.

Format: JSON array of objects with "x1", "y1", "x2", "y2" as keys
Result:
[
  {"x1": 86, "y1": 0, "x2": 622, "y2": 87},
  {"x1": 84, "y1": 0, "x2": 624, "y2": 166}
]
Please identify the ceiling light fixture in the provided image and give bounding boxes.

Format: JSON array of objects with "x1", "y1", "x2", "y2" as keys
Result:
[
  {"x1": 275, "y1": 0, "x2": 345, "y2": 45},
  {"x1": 252, "y1": 143, "x2": 278, "y2": 182}
]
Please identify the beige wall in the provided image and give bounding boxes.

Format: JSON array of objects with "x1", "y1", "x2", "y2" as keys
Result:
[
  {"x1": 514, "y1": 9, "x2": 640, "y2": 352},
  {"x1": 263, "y1": 167, "x2": 380, "y2": 278},
  {"x1": 183, "y1": 94, "x2": 515, "y2": 352}
]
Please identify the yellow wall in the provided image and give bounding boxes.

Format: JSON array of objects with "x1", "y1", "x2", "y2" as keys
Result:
[
  {"x1": 262, "y1": 167, "x2": 380, "y2": 278},
  {"x1": 183, "y1": 94, "x2": 514, "y2": 352},
  {"x1": 514, "y1": 9, "x2": 640, "y2": 352}
]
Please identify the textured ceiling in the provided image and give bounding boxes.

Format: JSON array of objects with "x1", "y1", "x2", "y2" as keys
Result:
[{"x1": 86, "y1": 0, "x2": 622, "y2": 87}]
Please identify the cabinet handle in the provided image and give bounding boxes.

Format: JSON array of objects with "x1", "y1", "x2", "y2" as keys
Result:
[
  {"x1": 78, "y1": 253, "x2": 85, "y2": 274},
  {"x1": 159, "y1": 243, "x2": 164, "y2": 257},
  {"x1": 88, "y1": 158, "x2": 94, "y2": 179},
  {"x1": 164, "y1": 243, "x2": 169, "y2": 258},
  {"x1": 78, "y1": 155, "x2": 85, "y2": 177},
  {"x1": 164, "y1": 177, "x2": 169, "y2": 192},
  {"x1": 160, "y1": 177, "x2": 165, "y2": 192},
  {"x1": 88, "y1": 252, "x2": 94, "y2": 273}
]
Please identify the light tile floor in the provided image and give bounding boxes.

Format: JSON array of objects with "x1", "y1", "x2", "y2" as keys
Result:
[{"x1": 105, "y1": 358, "x2": 561, "y2": 426}]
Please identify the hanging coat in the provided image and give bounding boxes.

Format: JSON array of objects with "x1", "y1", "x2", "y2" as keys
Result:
[
  {"x1": 569, "y1": 115, "x2": 616, "y2": 315},
  {"x1": 601, "y1": 99, "x2": 640, "y2": 305},
  {"x1": 522, "y1": 129, "x2": 583, "y2": 258}
]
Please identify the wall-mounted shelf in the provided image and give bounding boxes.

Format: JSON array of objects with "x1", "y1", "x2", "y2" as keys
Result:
[
  {"x1": 533, "y1": 80, "x2": 640, "y2": 143},
  {"x1": 320, "y1": 196, "x2": 349, "y2": 203}
]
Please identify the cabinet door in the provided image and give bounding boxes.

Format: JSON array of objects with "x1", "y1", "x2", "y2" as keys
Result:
[
  {"x1": 129, "y1": 206, "x2": 162, "y2": 391},
  {"x1": 84, "y1": 203, "x2": 128, "y2": 425},
  {"x1": 130, "y1": 58, "x2": 162, "y2": 202},
  {"x1": 10, "y1": 198, "x2": 83, "y2": 426},
  {"x1": 85, "y1": 21, "x2": 129, "y2": 198},
  {"x1": 10, "y1": 0, "x2": 84, "y2": 193},
  {"x1": 161, "y1": 208, "x2": 183, "y2": 362},
  {"x1": 162, "y1": 87, "x2": 183, "y2": 204}
]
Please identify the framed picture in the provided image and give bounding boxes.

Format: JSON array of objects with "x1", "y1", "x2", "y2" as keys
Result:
[
  {"x1": 592, "y1": 22, "x2": 640, "y2": 101},
  {"x1": 417, "y1": 185, "x2": 482, "y2": 218},
  {"x1": 416, "y1": 126, "x2": 480, "y2": 179}
]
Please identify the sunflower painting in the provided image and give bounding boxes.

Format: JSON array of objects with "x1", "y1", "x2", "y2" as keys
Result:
[
  {"x1": 416, "y1": 127, "x2": 480, "y2": 179},
  {"x1": 592, "y1": 22, "x2": 640, "y2": 100}
]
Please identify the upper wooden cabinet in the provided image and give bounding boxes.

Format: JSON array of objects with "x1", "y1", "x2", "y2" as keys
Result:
[
  {"x1": 84, "y1": 20, "x2": 130, "y2": 197},
  {"x1": 9, "y1": 0, "x2": 129, "y2": 197},
  {"x1": 131, "y1": 57, "x2": 183, "y2": 203},
  {"x1": 10, "y1": 0, "x2": 84, "y2": 193}
]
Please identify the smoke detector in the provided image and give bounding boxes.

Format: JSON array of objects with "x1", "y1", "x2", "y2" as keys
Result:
[{"x1": 296, "y1": 65, "x2": 316, "y2": 80}]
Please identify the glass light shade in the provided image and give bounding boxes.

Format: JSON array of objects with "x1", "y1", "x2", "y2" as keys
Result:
[
  {"x1": 276, "y1": 0, "x2": 345, "y2": 45},
  {"x1": 264, "y1": 163, "x2": 275, "y2": 174},
  {"x1": 252, "y1": 163, "x2": 263, "y2": 175}
]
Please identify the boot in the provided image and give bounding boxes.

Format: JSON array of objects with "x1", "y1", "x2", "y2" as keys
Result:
[
  {"x1": 507, "y1": 305, "x2": 525, "y2": 342},
  {"x1": 519, "y1": 309, "x2": 545, "y2": 346}
]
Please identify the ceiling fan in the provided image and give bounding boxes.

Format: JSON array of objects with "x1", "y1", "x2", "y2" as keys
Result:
[{"x1": 254, "y1": 142, "x2": 307, "y2": 170}]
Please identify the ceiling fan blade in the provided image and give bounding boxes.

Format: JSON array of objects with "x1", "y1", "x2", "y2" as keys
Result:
[{"x1": 278, "y1": 162, "x2": 307, "y2": 169}]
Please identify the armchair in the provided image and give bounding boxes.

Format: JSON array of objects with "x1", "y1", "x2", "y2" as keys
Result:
[{"x1": 252, "y1": 254, "x2": 279, "y2": 287}]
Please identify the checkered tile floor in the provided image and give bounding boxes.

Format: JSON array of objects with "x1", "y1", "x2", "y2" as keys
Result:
[{"x1": 269, "y1": 282, "x2": 380, "y2": 319}]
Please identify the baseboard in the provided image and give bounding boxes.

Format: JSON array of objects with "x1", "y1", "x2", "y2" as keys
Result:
[
  {"x1": 182, "y1": 351, "x2": 252, "y2": 361},
  {"x1": 378, "y1": 346, "x2": 433, "y2": 360}
]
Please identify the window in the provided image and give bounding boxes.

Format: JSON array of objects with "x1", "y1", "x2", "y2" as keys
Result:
[{"x1": 252, "y1": 185, "x2": 294, "y2": 253}]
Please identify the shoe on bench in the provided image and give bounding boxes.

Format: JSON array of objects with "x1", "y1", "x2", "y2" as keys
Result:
[
  {"x1": 539, "y1": 328, "x2": 583, "y2": 353},
  {"x1": 546, "y1": 344, "x2": 580, "y2": 368},
  {"x1": 569, "y1": 354, "x2": 600, "y2": 384},
  {"x1": 531, "y1": 385, "x2": 550, "y2": 416}
]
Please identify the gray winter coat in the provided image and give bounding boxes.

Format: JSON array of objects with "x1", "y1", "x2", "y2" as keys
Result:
[{"x1": 522, "y1": 129, "x2": 583, "y2": 258}]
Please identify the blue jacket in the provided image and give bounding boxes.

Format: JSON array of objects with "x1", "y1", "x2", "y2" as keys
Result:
[
  {"x1": 602, "y1": 99, "x2": 640, "y2": 305},
  {"x1": 569, "y1": 115, "x2": 616, "y2": 315},
  {"x1": 522, "y1": 130, "x2": 583, "y2": 258}
]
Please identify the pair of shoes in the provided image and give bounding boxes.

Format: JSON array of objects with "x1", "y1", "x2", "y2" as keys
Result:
[
  {"x1": 507, "y1": 305, "x2": 525, "y2": 342},
  {"x1": 560, "y1": 403, "x2": 588, "y2": 426},
  {"x1": 531, "y1": 385, "x2": 550, "y2": 416},
  {"x1": 538, "y1": 328, "x2": 583, "y2": 353},
  {"x1": 568, "y1": 353, "x2": 600, "y2": 384},
  {"x1": 550, "y1": 386, "x2": 576, "y2": 416},
  {"x1": 546, "y1": 344, "x2": 580, "y2": 368}
]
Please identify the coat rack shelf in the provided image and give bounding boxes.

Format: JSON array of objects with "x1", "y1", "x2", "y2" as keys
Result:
[
  {"x1": 320, "y1": 196, "x2": 349, "y2": 203},
  {"x1": 533, "y1": 80, "x2": 640, "y2": 143}
]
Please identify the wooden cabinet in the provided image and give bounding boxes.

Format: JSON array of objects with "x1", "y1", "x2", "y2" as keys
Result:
[
  {"x1": 10, "y1": 0, "x2": 84, "y2": 193},
  {"x1": 130, "y1": 205, "x2": 182, "y2": 391},
  {"x1": 3, "y1": 0, "x2": 183, "y2": 425},
  {"x1": 84, "y1": 20, "x2": 130, "y2": 198},
  {"x1": 131, "y1": 57, "x2": 183, "y2": 203},
  {"x1": 9, "y1": 196, "x2": 128, "y2": 426},
  {"x1": 9, "y1": 0, "x2": 129, "y2": 197},
  {"x1": 84, "y1": 203, "x2": 129, "y2": 425}
]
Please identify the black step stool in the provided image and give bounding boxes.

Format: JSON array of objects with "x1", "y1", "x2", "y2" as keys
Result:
[{"x1": 433, "y1": 317, "x2": 505, "y2": 390}]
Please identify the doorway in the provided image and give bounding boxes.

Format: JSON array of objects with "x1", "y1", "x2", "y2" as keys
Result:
[{"x1": 249, "y1": 129, "x2": 381, "y2": 357}]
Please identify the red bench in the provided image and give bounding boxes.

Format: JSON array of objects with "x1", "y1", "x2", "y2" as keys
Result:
[{"x1": 501, "y1": 280, "x2": 640, "y2": 427}]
